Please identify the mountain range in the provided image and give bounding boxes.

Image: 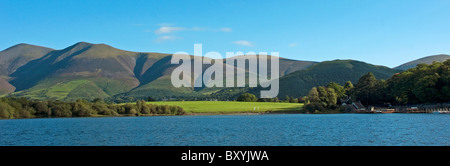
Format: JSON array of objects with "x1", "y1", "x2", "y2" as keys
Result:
[{"x1": 0, "y1": 42, "x2": 448, "y2": 101}]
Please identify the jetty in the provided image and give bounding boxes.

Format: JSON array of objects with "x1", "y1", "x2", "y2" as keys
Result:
[{"x1": 345, "y1": 102, "x2": 450, "y2": 114}]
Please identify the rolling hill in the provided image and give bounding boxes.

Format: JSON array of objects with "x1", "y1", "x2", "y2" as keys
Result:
[
  {"x1": 0, "y1": 42, "x2": 316, "y2": 100},
  {"x1": 0, "y1": 43, "x2": 54, "y2": 76},
  {"x1": 8, "y1": 42, "x2": 144, "y2": 100},
  {"x1": 249, "y1": 60, "x2": 402, "y2": 98},
  {"x1": 394, "y1": 54, "x2": 450, "y2": 70},
  {"x1": 0, "y1": 43, "x2": 55, "y2": 95},
  {"x1": 1, "y1": 42, "x2": 443, "y2": 101}
]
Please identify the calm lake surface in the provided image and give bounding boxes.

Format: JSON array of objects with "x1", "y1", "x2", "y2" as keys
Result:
[{"x1": 0, "y1": 114, "x2": 448, "y2": 146}]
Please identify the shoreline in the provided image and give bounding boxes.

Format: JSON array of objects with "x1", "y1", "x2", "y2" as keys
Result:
[
  {"x1": 0, "y1": 110, "x2": 306, "y2": 120},
  {"x1": 184, "y1": 110, "x2": 307, "y2": 116},
  {"x1": 2, "y1": 110, "x2": 447, "y2": 120}
]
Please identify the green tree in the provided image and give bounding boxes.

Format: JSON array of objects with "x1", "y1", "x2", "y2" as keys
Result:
[
  {"x1": 162, "y1": 105, "x2": 170, "y2": 114},
  {"x1": 344, "y1": 81, "x2": 354, "y2": 97},
  {"x1": 50, "y1": 102, "x2": 72, "y2": 117},
  {"x1": 386, "y1": 60, "x2": 450, "y2": 104},
  {"x1": 303, "y1": 102, "x2": 325, "y2": 113},
  {"x1": 306, "y1": 87, "x2": 320, "y2": 103},
  {"x1": 304, "y1": 85, "x2": 340, "y2": 113},
  {"x1": 124, "y1": 103, "x2": 137, "y2": 115},
  {"x1": 327, "y1": 82, "x2": 345, "y2": 98},
  {"x1": 136, "y1": 100, "x2": 145, "y2": 113},
  {"x1": 442, "y1": 60, "x2": 450, "y2": 101},
  {"x1": 237, "y1": 93, "x2": 257, "y2": 102},
  {"x1": 273, "y1": 97, "x2": 279, "y2": 102},
  {"x1": 326, "y1": 88, "x2": 337, "y2": 105},
  {"x1": 344, "y1": 81, "x2": 354, "y2": 90},
  {"x1": 140, "y1": 103, "x2": 151, "y2": 114},
  {"x1": 284, "y1": 96, "x2": 291, "y2": 103},
  {"x1": 34, "y1": 101, "x2": 51, "y2": 117},
  {"x1": 354, "y1": 72, "x2": 386, "y2": 105},
  {"x1": 176, "y1": 107, "x2": 186, "y2": 115},
  {"x1": 129, "y1": 109, "x2": 138, "y2": 116},
  {"x1": 317, "y1": 86, "x2": 329, "y2": 105},
  {"x1": 0, "y1": 102, "x2": 14, "y2": 119},
  {"x1": 92, "y1": 102, "x2": 114, "y2": 116},
  {"x1": 289, "y1": 97, "x2": 298, "y2": 103},
  {"x1": 72, "y1": 99, "x2": 93, "y2": 117}
]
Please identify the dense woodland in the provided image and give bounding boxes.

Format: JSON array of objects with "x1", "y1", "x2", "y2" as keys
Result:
[
  {"x1": 0, "y1": 98, "x2": 185, "y2": 119},
  {"x1": 303, "y1": 60, "x2": 450, "y2": 113}
]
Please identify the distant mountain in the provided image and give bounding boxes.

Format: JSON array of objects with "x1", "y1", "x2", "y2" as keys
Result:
[
  {"x1": 224, "y1": 55, "x2": 317, "y2": 76},
  {"x1": 109, "y1": 55, "x2": 317, "y2": 101},
  {"x1": 0, "y1": 43, "x2": 54, "y2": 76},
  {"x1": 269, "y1": 60, "x2": 402, "y2": 98},
  {"x1": 7, "y1": 42, "x2": 177, "y2": 100},
  {"x1": 394, "y1": 54, "x2": 450, "y2": 70},
  {"x1": 2, "y1": 42, "x2": 442, "y2": 101},
  {"x1": 0, "y1": 42, "x2": 316, "y2": 100},
  {"x1": 214, "y1": 60, "x2": 402, "y2": 99},
  {"x1": 0, "y1": 44, "x2": 54, "y2": 95}
]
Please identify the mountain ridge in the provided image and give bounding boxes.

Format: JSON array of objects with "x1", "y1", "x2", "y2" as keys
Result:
[
  {"x1": 394, "y1": 54, "x2": 450, "y2": 70},
  {"x1": 244, "y1": 59, "x2": 402, "y2": 98},
  {"x1": 0, "y1": 42, "x2": 444, "y2": 100}
]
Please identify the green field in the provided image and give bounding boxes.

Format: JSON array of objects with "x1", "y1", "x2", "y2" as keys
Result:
[{"x1": 146, "y1": 101, "x2": 303, "y2": 114}]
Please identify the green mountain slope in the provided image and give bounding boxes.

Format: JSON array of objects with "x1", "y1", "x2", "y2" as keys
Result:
[
  {"x1": 0, "y1": 43, "x2": 54, "y2": 76},
  {"x1": 7, "y1": 42, "x2": 144, "y2": 100},
  {"x1": 394, "y1": 54, "x2": 450, "y2": 70},
  {"x1": 1, "y1": 42, "x2": 425, "y2": 101},
  {"x1": 0, "y1": 77, "x2": 15, "y2": 95},
  {"x1": 259, "y1": 60, "x2": 402, "y2": 98},
  {"x1": 1, "y1": 42, "x2": 315, "y2": 101}
]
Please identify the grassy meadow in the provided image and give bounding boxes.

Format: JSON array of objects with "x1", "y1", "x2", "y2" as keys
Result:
[{"x1": 146, "y1": 101, "x2": 304, "y2": 114}]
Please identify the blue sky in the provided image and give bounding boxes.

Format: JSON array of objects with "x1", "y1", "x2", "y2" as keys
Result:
[{"x1": 1, "y1": 0, "x2": 450, "y2": 67}]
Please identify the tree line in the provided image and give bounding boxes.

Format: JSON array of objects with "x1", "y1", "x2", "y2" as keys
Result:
[
  {"x1": 351, "y1": 60, "x2": 449, "y2": 106},
  {"x1": 237, "y1": 93, "x2": 303, "y2": 103},
  {"x1": 302, "y1": 81, "x2": 353, "y2": 113},
  {"x1": 303, "y1": 60, "x2": 450, "y2": 113},
  {"x1": 0, "y1": 98, "x2": 185, "y2": 119}
]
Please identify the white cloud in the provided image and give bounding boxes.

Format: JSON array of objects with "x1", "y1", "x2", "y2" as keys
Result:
[
  {"x1": 219, "y1": 27, "x2": 232, "y2": 32},
  {"x1": 232, "y1": 40, "x2": 254, "y2": 47},
  {"x1": 153, "y1": 24, "x2": 232, "y2": 34},
  {"x1": 155, "y1": 36, "x2": 180, "y2": 43},
  {"x1": 152, "y1": 24, "x2": 232, "y2": 42},
  {"x1": 288, "y1": 43, "x2": 298, "y2": 47},
  {"x1": 154, "y1": 26, "x2": 185, "y2": 34}
]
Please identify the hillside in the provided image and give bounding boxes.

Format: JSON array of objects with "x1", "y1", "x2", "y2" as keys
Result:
[
  {"x1": 0, "y1": 78, "x2": 15, "y2": 95},
  {"x1": 264, "y1": 60, "x2": 401, "y2": 98},
  {"x1": 0, "y1": 43, "x2": 54, "y2": 76},
  {"x1": 4, "y1": 42, "x2": 442, "y2": 101},
  {"x1": 224, "y1": 55, "x2": 317, "y2": 76},
  {"x1": 394, "y1": 54, "x2": 450, "y2": 70},
  {"x1": 0, "y1": 42, "x2": 315, "y2": 101},
  {"x1": 6, "y1": 42, "x2": 169, "y2": 100}
]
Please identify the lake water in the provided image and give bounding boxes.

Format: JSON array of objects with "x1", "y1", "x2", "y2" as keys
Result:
[{"x1": 0, "y1": 114, "x2": 448, "y2": 146}]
